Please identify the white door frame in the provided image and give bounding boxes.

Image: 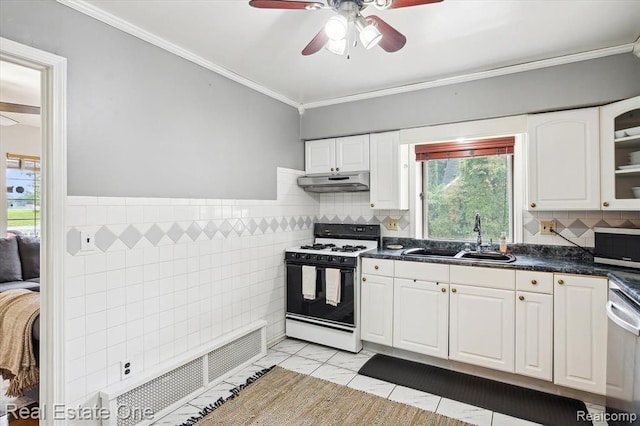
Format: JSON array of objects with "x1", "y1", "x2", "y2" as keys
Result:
[{"x1": 0, "y1": 37, "x2": 67, "y2": 423}]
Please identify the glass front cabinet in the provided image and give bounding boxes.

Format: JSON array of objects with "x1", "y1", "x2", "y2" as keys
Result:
[{"x1": 600, "y1": 96, "x2": 640, "y2": 210}]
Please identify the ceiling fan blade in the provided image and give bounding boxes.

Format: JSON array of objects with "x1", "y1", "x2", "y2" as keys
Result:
[
  {"x1": 302, "y1": 29, "x2": 329, "y2": 55},
  {"x1": 386, "y1": 0, "x2": 443, "y2": 9},
  {"x1": 249, "y1": 0, "x2": 324, "y2": 10},
  {"x1": 0, "y1": 102, "x2": 40, "y2": 115},
  {"x1": 368, "y1": 16, "x2": 406, "y2": 52}
]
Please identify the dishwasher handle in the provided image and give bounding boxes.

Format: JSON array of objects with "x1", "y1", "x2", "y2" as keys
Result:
[{"x1": 607, "y1": 301, "x2": 640, "y2": 336}]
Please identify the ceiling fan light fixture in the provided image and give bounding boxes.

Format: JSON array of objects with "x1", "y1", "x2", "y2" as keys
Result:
[
  {"x1": 374, "y1": 0, "x2": 392, "y2": 10},
  {"x1": 324, "y1": 15, "x2": 348, "y2": 41},
  {"x1": 304, "y1": 2, "x2": 324, "y2": 10},
  {"x1": 356, "y1": 16, "x2": 382, "y2": 49},
  {"x1": 0, "y1": 114, "x2": 19, "y2": 127},
  {"x1": 325, "y1": 38, "x2": 347, "y2": 55}
]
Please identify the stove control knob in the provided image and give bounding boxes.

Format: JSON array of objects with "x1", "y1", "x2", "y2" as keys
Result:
[
  {"x1": 341, "y1": 258, "x2": 349, "y2": 263},
  {"x1": 295, "y1": 253, "x2": 302, "y2": 259}
]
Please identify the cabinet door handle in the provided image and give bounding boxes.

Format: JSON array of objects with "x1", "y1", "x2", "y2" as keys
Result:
[
  {"x1": 531, "y1": 279, "x2": 537, "y2": 285},
  {"x1": 374, "y1": 265, "x2": 379, "y2": 270},
  {"x1": 331, "y1": 168, "x2": 334, "y2": 172},
  {"x1": 557, "y1": 279, "x2": 564, "y2": 285},
  {"x1": 530, "y1": 202, "x2": 536, "y2": 208},
  {"x1": 519, "y1": 295, "x2": 525, "y2": 301},
  {"x1": 362, "y1": 277, "x2": 367, "y2": 282},
  {"x1": 336, "y1": 167, "x2": 340, "y2": 171},
  {"x1": 451, "y1": 288, "x2": 457, "y2": 293},
  {"x1": 441, "y1": 288, "x2": 446, "y2": 293},
  {"x1": 603, "y1": 201, "x2": 609, "y2": 207},
  {"x1": 370, "y1": 203, "x2": 375, "y2": 208}
]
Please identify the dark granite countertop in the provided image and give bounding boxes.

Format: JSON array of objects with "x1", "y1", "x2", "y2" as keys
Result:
[{"x1": 362, "y1": 238, "x2": 640, "y2": 306}]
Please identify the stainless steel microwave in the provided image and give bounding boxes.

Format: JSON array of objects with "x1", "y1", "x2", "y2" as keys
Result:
[{"x1": 594, "y1": 227, "x2": 640, "y2": 269}]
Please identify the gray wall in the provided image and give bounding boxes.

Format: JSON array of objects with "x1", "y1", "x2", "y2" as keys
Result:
[
  {"x1": 300, "y1": 53, "x2": 640, "y2": 139},
  {"x1": 0, "y1": 0, "x2": 302, "y2": 200}
]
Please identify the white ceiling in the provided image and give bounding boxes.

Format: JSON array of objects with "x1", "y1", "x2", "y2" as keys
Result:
[
  {"x1": 67, "y1": 0, "x2": 640, "y2": 107},
  {"x1": 0, "y1": 60, "x2": 41, "y2": 128}
]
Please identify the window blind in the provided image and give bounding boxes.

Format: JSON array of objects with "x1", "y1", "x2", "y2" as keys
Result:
[{"x1": 415, "y1": 136, "x2": 515, "y2": 161}]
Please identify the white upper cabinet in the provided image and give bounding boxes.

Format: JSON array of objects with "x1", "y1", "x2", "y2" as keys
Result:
[
  {"x1": 305, "y1": 135, "x2": 370, "y2": 174},
  {"x1": 369, "y1": 131, "x2": 409, "y2": 210},
  {"x1": 600, "y1": 96, "x2": 640, "y2": 210},
  {"x1": 527, "y1": 108, "x2": 600, "y2": 210}
]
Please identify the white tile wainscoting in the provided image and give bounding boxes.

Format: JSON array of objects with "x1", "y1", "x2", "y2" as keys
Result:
[{"x1": 62, "y1": 168, "x2": 318, "y2": 412}]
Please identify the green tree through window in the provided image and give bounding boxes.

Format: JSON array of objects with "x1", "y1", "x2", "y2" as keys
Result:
[{"x1": 425, "y1": 155, "x2": 512, "y2": 242}]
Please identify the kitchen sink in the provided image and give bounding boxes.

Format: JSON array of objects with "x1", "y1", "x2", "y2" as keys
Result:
[
  {"x1": 457, "y1": 251, "x2": 516, "y2": 263},
  {"x1": 401, "y1": 247, "x2": 460, "y2": 257},
  {"x1": 400, "y1": 247, "x2": 517, "y2": 263}
]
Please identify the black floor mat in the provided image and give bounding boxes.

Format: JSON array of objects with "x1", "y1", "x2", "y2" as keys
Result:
[{"x1": 358, "y1": 354, "x2": 591, "y2": 426}]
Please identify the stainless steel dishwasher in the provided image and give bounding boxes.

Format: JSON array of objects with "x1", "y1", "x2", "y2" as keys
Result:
[{"x1": 606, "y1": 285, "x2": 640, "y2": 425}]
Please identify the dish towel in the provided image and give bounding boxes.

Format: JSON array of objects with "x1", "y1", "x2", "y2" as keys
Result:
[
  {"x1": 302, "y1": 265, "x2": 317, "y2": 300},
  {"x1": 325, "y1": 268, "x2": 341, "y2": 306}
]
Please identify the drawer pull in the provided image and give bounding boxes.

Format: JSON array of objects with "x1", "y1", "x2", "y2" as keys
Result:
[
  {"x1": 441, "y1": 288, "x2": 446, "y2": 293},
  {"x1": 557, "y1": 279, "x2": 564, "y2": 285},
  {"x1": 530, "y1": 202, "x2": 536, "y2": 208},
  {"x1": 452, "y1": 288, "x2": 457, "y2": 293},
  {"x1": 362, "y1": 277, "x2": 367, "y2": 282},
  {"x1": 531, "y1": 279, "x2": 537, "y2": 285},
  {"x1": 519, "y1": 295, "x2": 525, "y2": 301},
  {"x1": 374, "y1": 265, "x2": 379, "y2": 270},
  {"x1": 370, "y1": 203, "x2": 375, "y2": 208}
]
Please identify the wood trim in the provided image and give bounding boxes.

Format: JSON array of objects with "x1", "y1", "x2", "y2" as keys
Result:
[
  {"x1": 6, "y1": 153, "x2": 41, "y2": 162},
  {"x1": 415, "y1": 136, "x2": 515, "y2": 161},
  {"x1": 0, "y1": 101, "x2": 40, "y2": 115}
]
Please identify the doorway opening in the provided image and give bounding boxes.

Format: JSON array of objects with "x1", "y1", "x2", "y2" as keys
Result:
[{"x1": 0, "y1": 37, "x2": 67, "y2": 425}]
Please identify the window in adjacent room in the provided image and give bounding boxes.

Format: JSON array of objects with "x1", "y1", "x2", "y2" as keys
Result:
[
  {"x1": 6, "y1": 153, "x2": 41, "y2": 237},
  {"x1": 417, "y1": 137, "x2": 514, "y2": 242}
]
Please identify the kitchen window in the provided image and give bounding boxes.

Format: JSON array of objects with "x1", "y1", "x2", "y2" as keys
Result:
[{"x1": 417, "y1": 137, "x2": 514, "y2": 243}]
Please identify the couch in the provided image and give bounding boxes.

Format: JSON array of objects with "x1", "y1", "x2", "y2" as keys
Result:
[{"x1": 0, "y1": 236, "x2": 40, "y2": 293}]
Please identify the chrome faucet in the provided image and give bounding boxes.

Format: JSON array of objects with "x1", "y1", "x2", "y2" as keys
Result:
[{"x1": 473, "y1": 212, "x2": 482, "y2": 251}]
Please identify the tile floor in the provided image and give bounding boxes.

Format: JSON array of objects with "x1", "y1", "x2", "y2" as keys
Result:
[{"x1": 151, "y1": 338, "x2": 608, "y2": 425}]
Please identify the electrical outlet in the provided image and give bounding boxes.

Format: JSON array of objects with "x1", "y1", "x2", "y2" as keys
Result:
[
  {"x1": 80, "y1": 230, "x2": 96, "y2": 252},
  {"x1": 121, "y1": 360, "x2": 132, "y2": 380},
  {"x1": 387, "y1": 218, "x2": 398, "y2": 231},
  {"x1": 540, "y1": 220, "x2": 556, "y2": 235}
]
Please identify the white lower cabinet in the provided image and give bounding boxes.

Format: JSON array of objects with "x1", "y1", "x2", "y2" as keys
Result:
[
  {"x1": 515, "y1": 291, "x2": 553, "y2": 381},
  {"x1": 360, "y1": 273, "x2": 393, "y2": 346},
  {"x1": 553, "y1": 274, "x2": 608, "y2": 394},
  {"x1": 449, "y1": 284, "x2": 515, "y2": 373},
  {"x1": 393, "y1": 278, "x2": 449, "y2": 358},
  {"x1": 360, "y1": 260, "x2": 608, "y2": 393}
]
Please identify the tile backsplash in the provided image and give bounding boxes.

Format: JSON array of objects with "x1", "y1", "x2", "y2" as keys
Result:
[{"x1": 522, "y1": 209, "x2": 640, "y2": 247}]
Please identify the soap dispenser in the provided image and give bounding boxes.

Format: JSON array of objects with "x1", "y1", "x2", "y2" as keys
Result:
[{"x1": 499, "y1": 232, "x2": 507, "y2": 254}]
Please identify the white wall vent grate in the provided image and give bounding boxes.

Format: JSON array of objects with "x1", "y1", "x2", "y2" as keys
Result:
[
  {"x1": 100, "y1": 321, "x2": 267, "y2": 426},
  {"x1": 208, "y1": 327, "x2": 262, "y2": 382},
  {"x1": 116, "y1": 358, "x2": 203, "y2": 426}
]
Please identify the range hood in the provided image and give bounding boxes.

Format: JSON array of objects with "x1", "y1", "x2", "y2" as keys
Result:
[{"x1": 297, "y1": 171, "x2": 370, "y2": 193}]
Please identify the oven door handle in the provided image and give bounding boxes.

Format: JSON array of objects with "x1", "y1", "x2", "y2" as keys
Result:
[{"x1": 607, "y1": 301, "x2": 640, "y2": 336}]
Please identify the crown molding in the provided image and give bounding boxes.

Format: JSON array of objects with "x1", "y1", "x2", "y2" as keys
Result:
[
  {"x1": 633, "y1": 35, "x2": 640, "y2": 58},
  {"x1": 56, "y1": 0, "x2": 300, "y2": 109},
  {"x1": 301, "y1": 43, "x2": 635, "y2": 110}
]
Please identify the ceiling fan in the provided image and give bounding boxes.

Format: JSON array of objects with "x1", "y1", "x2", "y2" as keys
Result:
[
  {"x1": 0, "y1": 102, "x2": 40, "y2": 126},
  {"x1": 249, "y1": 0, "x2": 442, "y2": 56}
]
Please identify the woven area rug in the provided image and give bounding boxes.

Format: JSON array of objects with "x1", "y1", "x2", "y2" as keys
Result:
[{"x1": 180, "y1": 366, "x2": 470, "y2": 426}]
